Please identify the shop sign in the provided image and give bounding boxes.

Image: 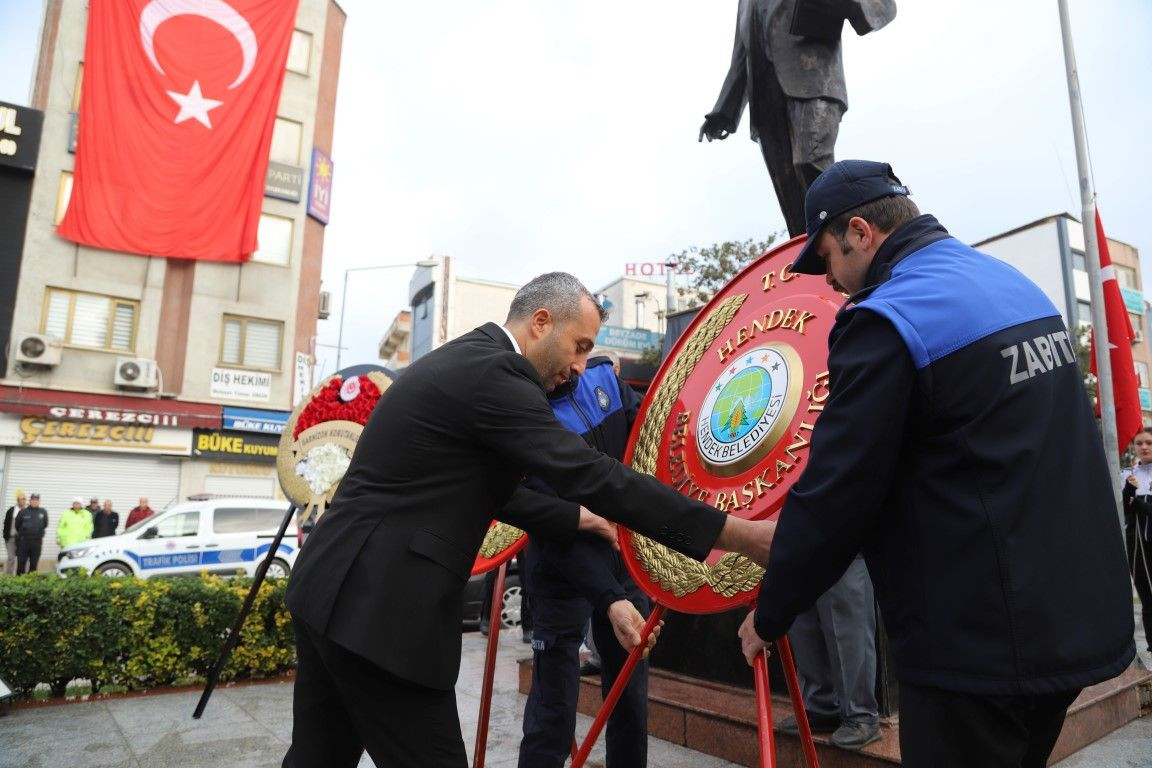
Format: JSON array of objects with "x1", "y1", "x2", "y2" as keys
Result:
[
  {"x1": 192, "y1": 428, "x2": 279, "y2": 463},
  {"x1": 0, "y1": 385, "x2": 221, "y2": 428},
  {"x1": 222, "y1": 407, "x2": 288, "y2": 434},
  {"x1": 1121, "y1": 287, "x2": 1146, "y2": 315},
  {"x1": 307, "y1": 148, "x2": 332, "y2": 224},
  {"x1": 265, "y1": 161, "x2": 303, "y2": 202},
  {"x1": 595, "y1": 325, "x2": 663, "y2": 353},
  {"x1": 293, "y1": 351, "x2": 312, "y2": 407},
  {"x1": 0, "y1": 102, "x2": 43, "y2": 172},
  {"x1": 211, "y1": 368, "x2": 272, "y2": 402},
  {"x1": 0, "y1": 413, "x2": 192, "y2": 455}
]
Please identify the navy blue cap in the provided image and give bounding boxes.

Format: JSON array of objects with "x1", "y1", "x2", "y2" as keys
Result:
[{"x1": 790, "y1": 160, "x2": 910, "y2": 275}]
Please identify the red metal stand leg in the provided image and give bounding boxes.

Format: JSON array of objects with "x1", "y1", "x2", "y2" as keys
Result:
[
  {"x1": 754, "y1": 649, "x2": 776, "y2": 768},
  {"x1": 778, "y1": 636, "x2": 821, "y2": 768},
  {"x1": 570, "y1": 603, "x2": 666, "y2": 768},
  {"x1": 473, "y1": 562, "x2": 507, "y2": 768}
]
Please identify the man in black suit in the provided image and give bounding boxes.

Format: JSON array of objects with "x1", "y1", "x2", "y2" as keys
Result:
[{"x1": 283, "y1": 272, "x2": 775, "y2": 768}]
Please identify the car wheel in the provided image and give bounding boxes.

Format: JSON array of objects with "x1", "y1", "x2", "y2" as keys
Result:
[
  {"x1": 499, "y1": 582, "x2": 522, "y2": 628},
  {"x1": 94, "y1": 561, "x2": 133, "y2": 577},
  {"x1": 266, "y1": 558, "x2": 291, "y2": 579}
]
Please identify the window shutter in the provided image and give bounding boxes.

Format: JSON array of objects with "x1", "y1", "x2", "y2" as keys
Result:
[
  {"x1": 244, "y1": 321, "x2": 282, "y2": 369},
  {"x1": 45, "y1": 291, "x2": 70, "y2": 339},
  {"x1": 111, "y1": 302, "x2": 135, "y2": 350},
  {"x1": 71, "y1": 293, "x2": 110, "y2": 347},
  {"x1": 222, "y1": 319, "x2": 243, "y2": 364}
]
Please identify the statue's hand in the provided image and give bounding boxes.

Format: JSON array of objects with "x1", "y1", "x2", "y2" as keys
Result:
[{"x1": 698, "y1": 116, "x2": 731, "y2": 143}]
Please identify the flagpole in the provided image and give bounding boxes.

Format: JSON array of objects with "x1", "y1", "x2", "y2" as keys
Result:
[{"x1": 1057, "y1": 0, "x2": 1123, "y2": 503}]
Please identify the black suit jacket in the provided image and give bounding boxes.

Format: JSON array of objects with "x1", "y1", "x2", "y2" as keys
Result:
[{"x1": 286, "y1": 323, "x2": 727, "y2": 689}]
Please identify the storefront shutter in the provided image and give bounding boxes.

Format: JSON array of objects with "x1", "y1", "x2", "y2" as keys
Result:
[{"x1": 3, "y1": 449, "x2": 181, "y2": 565}]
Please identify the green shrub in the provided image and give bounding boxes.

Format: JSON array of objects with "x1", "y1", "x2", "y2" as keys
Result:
[{"x1": 0, "y1": 572, "x2": 295, "y2": 698}]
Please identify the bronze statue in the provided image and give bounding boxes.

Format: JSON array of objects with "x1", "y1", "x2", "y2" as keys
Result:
[{"x1": 699, "y1": 0, "x2": 897, "y2": 237}]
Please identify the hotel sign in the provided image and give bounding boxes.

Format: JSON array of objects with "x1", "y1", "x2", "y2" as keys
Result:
[{"x1": 0, "y1": 101, "x2": 43, "y2": 172}]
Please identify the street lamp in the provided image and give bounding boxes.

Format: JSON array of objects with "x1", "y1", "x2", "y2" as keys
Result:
[{"x1": 335, "y1": 260, "x2": 438, "y2": 370}]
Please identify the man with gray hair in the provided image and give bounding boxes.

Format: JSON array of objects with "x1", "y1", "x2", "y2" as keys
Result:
[{"x1": 283, "y1": 271, "x2": 776, "y2": 768}]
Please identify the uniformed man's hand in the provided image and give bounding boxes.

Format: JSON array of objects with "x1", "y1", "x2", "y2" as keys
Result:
[
  {"x1": 738, "y1": 609, "x2": 771, "y2": 666},
  {"x1": 1128, "y1": 474, "x2": 1139, "y2": 487},
  {"x1": 608, "y1": 599, "x2": 661, "y2": 656},
  {"x1": 577, "y1": 507, "x2": 619, "y2": 550}
]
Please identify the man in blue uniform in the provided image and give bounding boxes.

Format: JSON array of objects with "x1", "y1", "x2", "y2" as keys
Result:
[
  {"x1": 739, "y1": 160, "x2": 1135, "y2": 766},
  {"x1": 517, "y1": 352, "x2": 651, "y2": 768}
]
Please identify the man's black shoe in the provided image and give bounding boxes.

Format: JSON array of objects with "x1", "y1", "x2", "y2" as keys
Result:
[
  {"x1": 479, "y1": 619, "x2": 489, "y2": 637},
  {"x1": 578, "y1": 660, "x2": 601, "y2": 676},
  {"x1": 776, "y1": 712, "x2": 841, "y2": 735},
  {"x1": 830, "y1": 721, "x2": 881, "y2": 750}
]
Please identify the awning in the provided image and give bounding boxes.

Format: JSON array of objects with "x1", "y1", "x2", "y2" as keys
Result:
[{"x1": 0, "y1": 385, "x2": 221, "y2": 429}]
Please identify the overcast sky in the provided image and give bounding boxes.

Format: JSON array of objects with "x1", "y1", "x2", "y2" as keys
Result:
[{"x1": 4, "y1": 1, "x2": 1150, "y2": 377}]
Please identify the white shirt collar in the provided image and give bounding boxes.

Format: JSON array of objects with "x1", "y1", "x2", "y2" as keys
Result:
[{"x1": 498, "y1": 325, "x2": 522, "y2": 355}]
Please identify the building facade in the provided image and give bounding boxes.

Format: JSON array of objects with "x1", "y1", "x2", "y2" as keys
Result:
[
  {"x1": 0, "y1": 0, "x2": 345, "y2": 568},
  {"x1": 975, "y1": 213, "x2": 1152, "y2": 426}
]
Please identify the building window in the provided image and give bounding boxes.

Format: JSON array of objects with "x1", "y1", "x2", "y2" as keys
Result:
[
  {"x1": 1136, "y1": 362, "x2": 1149, "y2": 388},
  {"x1": 1116, "y1": 264, "x2": 1138, "y2": 291},
  {"x1": 221, "y1": 315, "x2": 283, "y2": 370},
  {"x1": 72, "y1": 63, "x2": 84, "y2": 112},
  {"x1": 55, "y1": 171, "x2": 74, "y2": 225},
  {"x1": 1076, "y1": 300, "x2": 1092, "y2": 328},
  {"x1": 1132, "y1": 313, "x2": 1145, "y2": 343},
  {"x1": 286, "y1": 29, "x2": 312, "y2": 74},
  {"x1": 1071, "y1": 250, "x2": 1086, "y2": 273},
  {"x1": 270, "y1": 117, "x2": 303, "y2": 165},
  {"x1": 251, "y1": 213, "x2": 294, "y2": 265},
  {"x1": 43, "y1": 287, "x2": 138, "y2": 352}
]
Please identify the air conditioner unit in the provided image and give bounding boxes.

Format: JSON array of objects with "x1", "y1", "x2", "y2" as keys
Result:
[
  {"x1": 114, "y1": 356, "x2": 159, "y2": 390},
  {"x1": 317, "y1": 290, "x2": 331, "y2": 320},
  {"x1": 14, "y1": 334, "x2": 63, "y2": 366}
]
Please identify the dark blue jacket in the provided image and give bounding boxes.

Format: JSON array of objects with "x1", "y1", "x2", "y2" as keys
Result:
[
  {"x1": 524, "y1": 357, "x2": 642, "y2": 613},
  {"x1": 756, "y1": 215, "x2": 1135, "y2": 695}
]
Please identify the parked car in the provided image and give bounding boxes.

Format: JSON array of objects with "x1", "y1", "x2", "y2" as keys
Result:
[
  {"x1": 57, "y1": 497, "x2": 298, "y2": 579},
  {"x1": 462, "y1": 563, "x2": 522, "y2": 630}
]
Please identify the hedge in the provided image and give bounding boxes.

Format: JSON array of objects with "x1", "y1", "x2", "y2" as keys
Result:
[{"x1": 0, "y1": 572, "x2": 295, "y2": 698}]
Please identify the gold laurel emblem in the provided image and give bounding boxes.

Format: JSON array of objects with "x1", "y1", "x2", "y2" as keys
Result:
[
  {"x1": 630, "y1": 294, "x2": 766, "y2": 598},
  {"x1": 479, "y1": 522, "x2": 525, "y2": 559}
]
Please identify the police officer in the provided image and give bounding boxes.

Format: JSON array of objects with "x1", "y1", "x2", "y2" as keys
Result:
[
  {"x1": 516, "y1": 352, "x2": 652, "y2": 768},
  {"x1": 14, "y1": 493, "x2": 49, "y2": 574}
]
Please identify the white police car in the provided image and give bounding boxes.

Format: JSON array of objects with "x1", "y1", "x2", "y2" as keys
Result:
[{"x1": 57, "y1": 497, "x2": 298, "y2": 579}]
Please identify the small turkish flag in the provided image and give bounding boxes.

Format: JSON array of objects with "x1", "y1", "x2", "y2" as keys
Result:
[
  {"x1": 57, "y1": 0, "x2": 300, "y2": 261},
  {"x1": 1089, "y1": 208, "x2": 1143, "y2": 454}
]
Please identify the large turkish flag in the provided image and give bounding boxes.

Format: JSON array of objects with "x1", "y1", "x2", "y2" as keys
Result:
[{"x1": 57, "y1": 0, "x2": 300, "y2": 262}]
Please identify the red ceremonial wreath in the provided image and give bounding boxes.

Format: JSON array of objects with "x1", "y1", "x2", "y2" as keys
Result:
[{"x1": 292, "y1": 375, "x2": 383, "y2": 438}]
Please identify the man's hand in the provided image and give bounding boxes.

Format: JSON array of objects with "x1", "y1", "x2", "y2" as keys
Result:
[
  {"x1": 738, "y1": 609, "x2": 771, "y2": 666},
  {"x1": 608, "y1": 599, "x2": 661, "y2": 656},
  {"x1": 714, "y1": 516, "x2": 776, "y2": 567},
  {"x1": 577, "y1": 506, "x2": 619, "y2": 550}
]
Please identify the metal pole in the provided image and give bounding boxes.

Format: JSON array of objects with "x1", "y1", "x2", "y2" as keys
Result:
[
  {"x1": 571, "y1": 604, "x2": 666, "y2": 768},
  {"x1": 335, "y1": 269, "x2": 351, "y2": 371},
  {"x1": 194, "y1": 502, "x2": 298, "y2": 718},
  {"x1": 472, "y1": 561, "x2": 507, "y2": 768},
  {"x1": 664, "y1": 261, "x2": 678, "y2": 316},
  {"x1": 1057, "y1": 0, "x2": 1123, "y2": 505}
]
